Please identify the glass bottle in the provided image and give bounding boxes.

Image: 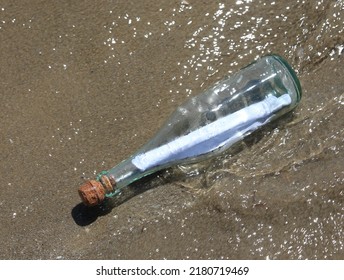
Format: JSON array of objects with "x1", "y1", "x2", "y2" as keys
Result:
[{"x1": 78, "y1": 54, "x2": 302, "y2": 206}]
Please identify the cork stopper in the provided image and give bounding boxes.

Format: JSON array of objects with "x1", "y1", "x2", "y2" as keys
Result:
[{"x1": 78, "y1": 180, "x2": 106, "y2": 207}]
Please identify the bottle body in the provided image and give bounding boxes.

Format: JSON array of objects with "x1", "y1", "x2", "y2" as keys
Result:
[{"x1": 78, "y1": 55, "x2": 302, "y2": 206}]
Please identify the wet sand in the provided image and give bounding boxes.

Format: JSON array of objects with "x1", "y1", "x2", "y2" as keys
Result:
[{"x1": 0, "y1": 0, "x2": 343, "y2": 259}]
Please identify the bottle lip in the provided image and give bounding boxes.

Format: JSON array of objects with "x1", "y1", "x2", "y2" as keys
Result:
[{"x1": 268, "y1": 54, "x2": 302, "y2": 103}]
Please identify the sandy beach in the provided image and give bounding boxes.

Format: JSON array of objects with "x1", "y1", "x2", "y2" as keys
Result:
[{"x1": 0, "y1": 0, "x2": 343, "y2": 259}]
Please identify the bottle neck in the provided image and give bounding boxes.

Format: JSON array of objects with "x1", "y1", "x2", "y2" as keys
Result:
[{"x1": 99, "y1": 156, "x2": 157, "y2": 198}]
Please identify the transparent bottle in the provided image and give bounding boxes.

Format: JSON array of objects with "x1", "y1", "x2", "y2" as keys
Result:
[{"x1": 78, "y1": 55, "x2": 302, "y2": 206}]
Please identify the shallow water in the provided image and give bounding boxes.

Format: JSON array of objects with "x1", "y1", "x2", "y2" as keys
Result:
[{"x1": 0, "y1": 0, "x2": 343, "y2": 259}]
